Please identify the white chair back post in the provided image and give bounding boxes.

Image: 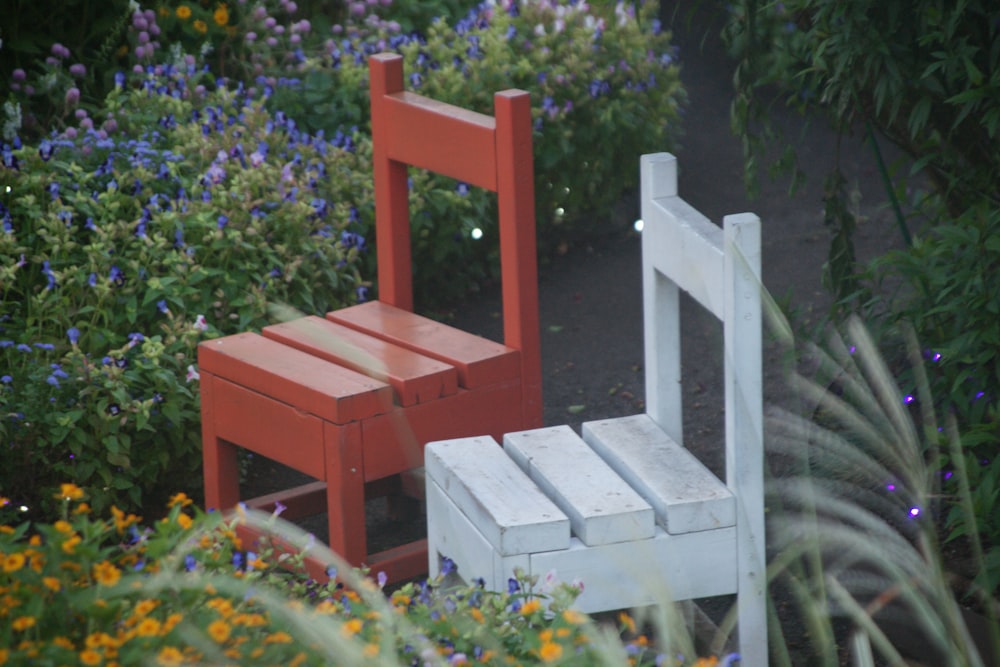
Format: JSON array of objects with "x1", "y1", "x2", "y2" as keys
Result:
[{"x1": 640, "y1": 153, "x2": 766, "y2": 665}]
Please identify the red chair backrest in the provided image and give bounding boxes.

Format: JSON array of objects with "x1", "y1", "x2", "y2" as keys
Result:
[{"x1": 368, "y1": 52, "x2": 542, "y2": 427}]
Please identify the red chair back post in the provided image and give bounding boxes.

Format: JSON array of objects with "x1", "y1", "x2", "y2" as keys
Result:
[{"x1": 368, "y1": 53, "x2": 543, "y2": 428}]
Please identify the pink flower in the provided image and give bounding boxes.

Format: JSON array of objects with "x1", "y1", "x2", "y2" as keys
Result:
[
  {"x1": 186, "y1": 365, "x2": 200, "y2": 382},
  {"x1": 193, "y1": 314, "x2": 208, "y2": 332}
]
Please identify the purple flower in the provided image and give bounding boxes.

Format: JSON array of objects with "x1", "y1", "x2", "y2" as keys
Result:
[
  {"x1": 109, "y1": 265, "x2": 125, "y2": 286},
  {"x1": 440, "y1": 556, "x2": 456, "y2": 576},
  {"x1": 69, "y1": 63, "x2": 87, "y2": 77},
  {"x1": 42, "y1": 261, "x2": 57, "y2": 290},
  {"x1": 65, "y1": 87, "x2": 81, "y2": 106},
  {"x1": 16, "y1": 343, "x2": 31, "y2": 353}
]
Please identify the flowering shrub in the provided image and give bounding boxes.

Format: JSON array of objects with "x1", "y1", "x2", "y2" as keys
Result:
[
  {"x1": 0, "y1": 59, "x2": 371, "y2": 519},
  {"x1": 1, "y1": 0, "x2": 684, "y2": 518},
  {"x1": 260, "y1": 0, "x2": 684, "y2": 297},
  {"x1": 0, "y1": 486, "x2": 735, "y2": 666}
]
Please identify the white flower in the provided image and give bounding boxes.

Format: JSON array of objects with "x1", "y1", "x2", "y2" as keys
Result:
[
  {"x1": 186, "y1": 364, "x2": 200, "y2": 382},
  {"x1": 193, "y1": 314, "x2": 208, "y2": 332}
]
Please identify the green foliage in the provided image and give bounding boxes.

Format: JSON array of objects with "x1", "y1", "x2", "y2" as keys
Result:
[
  {"x1": 766, "y1": 315, "x2": 1000, "y2": 664},
  {"x1": 0, "y1": 489, "x2": 723, "y2": 665},
  {"x1": 0, "y1": 65, "x2": 369, "y2": 518},
  {"x1": 252, "y1": 0, "x2": 684, "y2": 302}
]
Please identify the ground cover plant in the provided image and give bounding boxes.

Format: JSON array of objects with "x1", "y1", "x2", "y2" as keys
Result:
[
  {"x1": 0, "y1": 0, "x2": 684, "y2": 521},
  {"x1": 0, "y1": 485, "x2": 736, "y2": 666}
]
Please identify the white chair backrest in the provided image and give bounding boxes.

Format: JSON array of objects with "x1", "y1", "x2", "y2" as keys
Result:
[{"x1": 639, "y1": 152, "x2": 766, "y2": 664}]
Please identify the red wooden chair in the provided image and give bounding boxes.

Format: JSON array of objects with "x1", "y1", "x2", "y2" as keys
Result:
[{"x1": 198, "y1": 52, "x2": 542, "y2": 584}]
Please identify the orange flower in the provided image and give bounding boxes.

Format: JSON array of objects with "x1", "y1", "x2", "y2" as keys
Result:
[
  {"x1": 12, "y1": 616, "x2": 36, "y2": 631},
  {"x1": 213, "y1": 4, "x2": 229, "y2": 26},
  {"x1": 264, "y1": 631, "x2": 292, "y2": 644},
  {"x1": 341, "y1": 618, "x2": 363, "y2": 637},
  {"x1": 54, "y1": 483, "x2": 85, "y2": 501},
  {"x1": 43, "y1": 576, "x2": 62, "y2": 592},
  {"x1": 2, "y1": 553, "x2": 25, "y2": 573},
  {"x1": 167, "y1": 492, "x2": 192, "y2": 508},
  {"x1": 80, "y1": 648, "x2": 103, "y2": 665},
  {"x1": 92, "y1": 561, "x2": 122, "y2": 587},
  {"x1": 539, "y1": 640, "x2": 562, "y2": 662},
  {"x1": 193, "y1": 19, "x2": 208, "y2": 34},
  {"x1": 520, "y1": 598, "x2": 541, "y2": 616},
  {"x1": 176, "y1": 6, "x2": 192, "y2": 20},
  {"x1": 136, "y1": 618, "x2": 162, "y2": 637},
  {"x1": 208, "y1": 619, "x2": 231, "y2": 643},
  {"x1": 157, "y1": 646, "x2": 184, "y2": 666}
]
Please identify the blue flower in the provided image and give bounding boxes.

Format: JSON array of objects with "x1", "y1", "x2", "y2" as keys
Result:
[
  {"x1": 157, "y1": 299, "x2": 169, "y2": 314},
  {"x1": 88, "y1": 272, "x2": 98, "y2": 287},
  {"x1": 42, "y1": 260, "x2": 57, "y2": 290},
  {"x1": 16, "y1": 343, "x2": 31, "y2": 353},
  {"x1": 356, "y1": 285, "x2": 369, "y2": 303},
  {"x1": 1, "y1": 375, "x2": 12, "y2": 384},
  {"x1": 507, "y1": 577, "x2": 520, "y2": 594},
  {"x1": 217, "y1": 214, "x2": 228, "y2": 229},
  {"x1": 109, "y1": 265, "x2": 125, "y2": 286},
  {"x1": 35, "y1": 343, "x2": 55, "y2": 350},
  {"x1": 440, "y1": 556, "x2": 456, "y2": 576},
  {"x1": 67, "y1": 327, "x2": 80, "y2": 345}
]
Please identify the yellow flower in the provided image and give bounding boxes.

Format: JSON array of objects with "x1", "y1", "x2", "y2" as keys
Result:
[
  {"x1": 2, "y1": 553, "x2": 25, "y2": 573},
  {"x1": 168, "y1": 492, "x2": 192, "y2": 508},
  {"x1": 54, "y1": 520, "x2": 74, "y2": 534},
  {"x1": 208, "y1": 619, "x2": 231, "y2": 643},
  {"x1": 110, "y1": 506, "x2": 141, "y2": 534},
  {"x1": 233, "y1": 613, "x2": 266, "y2": 627},
  {"x1": 74, "y1": 503, "x2": 92, "y2": 515},
  {"x1": 341, "y1": 618, "x2": 363, "y2": 637},
  {"x1": 163, "y1": 613, "x2": 183, "y2": 633},
  {"x1": 539, "y1": 640, "x2": 562, "y2": 662},
  {"x1": 12, "y1": 616, "x2": 36, "y2": 631},
  {"x1": 264, "y1": 631, "x2": 293, "y2": 644},
  {"x1": 470, "y1": 607, "x2": 485, "y2": 623},
  {"x1": 562, "y1": 609, "x2": 587, "y2": 625},
  {"x1": 193, "y1": 19, "x2": 208, "y2": 34},
  {"x1": 157, "y1": 646, "x2": 184, "y2": 666},
  {"x1": 92, "y1": 561, "x2": 122, "y2": 587},
  {"x1": 175, "y1": 6, "x2": 192, "y2": 20},
  {"x1": 363, "y1": 643, "x2": 380, "y2": 658},
  {"x1": 618, "y1": 611, "x2": 637, "y2": 634},
  {"x1": 55, "y1": 483, "x2": 85, "y2": 501},
  {"x1": 136, "y1": 618, "x2": 162, "y2": 637},
  {"x1": 520, "y1": 598, "x2": 541, "y2": 616},
  {"x1": 134, "y1": 599, "x2": 159, "y2": 617},
  {"x1": 53, "y1": 636, "x2": 75, "y2": 649},
  {"x1": 213, "y1": 4, "x2": 229, "y2": 26},
  {"x1": 0, "y1": 649, "x2": 8, "y2": 665},
  {"x1": 80, "y1": 648, "x2": 103, "y2": 665},
  {"x1": 61, "y1": 535, "x2": 81, "y2": 554},
  {"x1": 43, "y1": 576, "x2": 62, "y2": 592},
  {"x1": 175, "y1": 513, "x2": 192, "y2": 530},
  {"x1": 693, "y1": 659, "x2": 719, "y2": 667}
]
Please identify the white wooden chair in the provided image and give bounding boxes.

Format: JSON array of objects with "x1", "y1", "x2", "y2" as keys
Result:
[{"x1": 425, "y1": 152, "x2": 766, "y2": 663}]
